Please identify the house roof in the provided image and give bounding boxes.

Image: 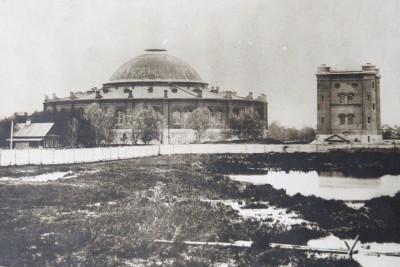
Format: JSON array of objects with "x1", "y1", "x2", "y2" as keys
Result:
[
  {"x1": 13, "y1": 123, "x2": 54, "y2": 138},
  {"x1": 324, "y1": 134, "x2": 350, "y2": 143},
  {"x1": 45, "y1": 86, "x2": 267, "y2": 103}
]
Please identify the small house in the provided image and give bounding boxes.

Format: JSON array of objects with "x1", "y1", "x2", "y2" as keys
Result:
[{"x1": 7, "y1": 120, "x2": 59, "y2": 149}]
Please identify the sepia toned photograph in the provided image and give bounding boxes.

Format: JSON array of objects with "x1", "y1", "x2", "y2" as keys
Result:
[{"x1": 0, "y1": 0, "x2": 400, "y2": 266}]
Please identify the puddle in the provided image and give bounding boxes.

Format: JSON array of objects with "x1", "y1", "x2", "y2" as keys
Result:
[
  {"x1": 308, "y1": 234, "x2": 400, "y2": 267},
  {"x1": 0, "y1": 171, "x2": 78, "y2": 183},
  {"x1": 203, "y1": 199, "x2": 314, "y2": 229}
]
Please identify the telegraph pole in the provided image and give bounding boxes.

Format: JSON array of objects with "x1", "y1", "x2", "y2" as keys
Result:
[{"x1": 10, "y1": 120, "x2": 13, "y2": 150}]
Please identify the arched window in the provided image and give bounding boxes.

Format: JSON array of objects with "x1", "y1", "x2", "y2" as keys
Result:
[
  {"x1": 215, "y1": 108, "x2": 223, "y2": 123},
  {"x1": 207, "y1": 107, "x2": 213, "y2": 119},
  {"x1": 339, "y1": 94, "x2": 346, "y2": 104},
  {"x1": 233, "y1": 107, "x2": 240, "y2": 117},
  {"x1": 152, "y1": 106, "x2": 161, "y2": 114},
  {"x1": 172, "y1": 109, "x2": 182, "y2": 124},
  {"x1": 116, "y1": 109, "x2": 125, "y2": 125},
  {"x1": 347, "y1": 93, "x2": 353, "y2": 104},
  {"x1": 338, "y1": 114, "x2": 346, "y2": 125},
  {"x1": 347, "y1": 114, "x2": 354, "y2": 125},
  {"x1": 183, "y1": 107, "x2": 192, "y2": 121}
]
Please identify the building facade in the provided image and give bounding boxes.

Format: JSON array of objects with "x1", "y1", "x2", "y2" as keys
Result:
[
  {"x1": 8, "y1": 121, "x2": 59, "y2": 149},
  {"x1": 315, "y1": 63, "x2": 382, "y2": 144},
  {"x1": 43, "y1": 49, "x2": 268, "y2": 144}
]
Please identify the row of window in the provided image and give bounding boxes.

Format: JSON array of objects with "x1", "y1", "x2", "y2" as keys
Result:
[
  {"x1": 115, "y1": 106, "x2": 260, "y2": 125},
  {"x1": 338, "y1": 113, "x2": 355, "y2": 125},
  {"x1": 319, "y1": 94, "x2": 375, "y2": 106},
  {"x1": 318, "y1": 81, "x2": 375, "y2": 89},
  {"x1": 320, "y1": 115, "x2": 372, "y2": 125},
  {"x1": 44, "y1": 139, "x2": 58, "y2": 148}
]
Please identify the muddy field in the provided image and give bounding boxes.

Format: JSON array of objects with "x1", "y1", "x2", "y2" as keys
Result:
[{"x1": 1, "y1": 151, "x2": 399, "y2": 266}]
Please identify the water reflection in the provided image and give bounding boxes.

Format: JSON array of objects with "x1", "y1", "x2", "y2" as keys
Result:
[{"x1": 230, "y1": 171, "x2": 400, "y2": 201}]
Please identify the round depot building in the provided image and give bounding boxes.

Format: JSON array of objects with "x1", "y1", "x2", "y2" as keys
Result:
[{"x1": 43, "y1": 49, "x2": 268, "y2": 144}]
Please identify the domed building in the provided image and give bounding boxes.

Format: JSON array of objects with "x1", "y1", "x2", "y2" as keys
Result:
[{"x1": 43, "y1": 49, "x2": 268, "y2": 144}]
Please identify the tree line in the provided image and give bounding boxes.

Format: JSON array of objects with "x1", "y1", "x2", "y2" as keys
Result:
[{"x1": 0, "y1": 105, "x2": 315, "y2": 148}]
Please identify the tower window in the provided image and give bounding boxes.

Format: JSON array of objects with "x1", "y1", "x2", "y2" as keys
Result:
[
  {"x1": 368, "y1": 117, "x2": 371, "y2": 123},
  {"x1": 347, "y1": 94, "x2": 353, "y2": 104},
  {"x1": 116, "y1": 109, "x2": 125, "y2": 125},
  {"x1": 348, "y1": 114, "x2": 354, "y2": 125},
  {"x1": 367, "y1": 94, "x2": 370, "y2": 101},
  {"x1": 339, "y1": 95, "x2": 346, "y2": 104},
  {"x1": 321, "y1": 117, "x2": 324, "y2": 124},
  {"x1": 339, "y1": 114, "x2": 346, "y2": 125},
  {"x1": 373, "y1": 103, "x2": 375, "y2": 110},
  {"x1": 317, "y1": 104, "x2": 320, "y2": 110},
  {"x1": 372, "y1": 81, "x2": 375, "y2": 88}
]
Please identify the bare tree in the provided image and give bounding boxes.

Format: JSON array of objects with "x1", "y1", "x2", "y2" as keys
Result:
[
  {"x1": 65, "y1": 117, "x2": 80, "y2": 147},
  {"x1": 126, "y1": 106, "x2": 163, "y2": 145},
  {"x1": 184, "y1": 107, "x2": 216, "y2": 143},
  {"x1": 84, "y1": 103, "x2": 116, "y2": 146}
]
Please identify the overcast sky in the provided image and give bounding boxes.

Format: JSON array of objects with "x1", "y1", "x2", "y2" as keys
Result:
[{"x1": 1, "y1": 0, "x2": 399, "y2": 128}]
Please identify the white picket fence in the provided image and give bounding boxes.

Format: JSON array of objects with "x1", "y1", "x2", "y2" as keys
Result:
[
  {"x1": 0, "y1": 143, "x2": 396, "y2": 167},
  {"x1": 0, "y1": 146, "x2": 160, "y2": 166}
]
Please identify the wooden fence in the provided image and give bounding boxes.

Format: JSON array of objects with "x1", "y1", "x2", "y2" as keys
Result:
[{"x1": 0, "y1": 143, "x2": 396, "y2": 167}]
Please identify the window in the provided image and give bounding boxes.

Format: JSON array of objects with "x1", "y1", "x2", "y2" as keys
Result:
[
  {"x1": 352, "y1": 82, "x2": 358, "y2": 88},
  {"x1": 321, "y1": 117, "x2": 324, "y2": 124},
  {"x1": 367, "y1": 94, "x2": 370, "y2": 101},
  {"x1": 373, "y1": 103, "x2": 375, "y2": 110},
  {"x1": 172, "y1": 109, "x2": 182, "y2": 124},
  {"x1": 215, "y1": 108, "x2": 223, "y2": 123},
  {"x1": 53, "y1": 140, "x2": 57, "y2": 148},
  {"x1": 152, "y1": 106, "x2": 161, "y2": 114},
  {"x1": 116, "y1": 109, "x2": 125, "y2": 125},
  {"x1": 321, "y1": 95, "x2": 324, "y2": 102},
  {"x1": 348, "y1": 114, "x2": 354, "y2": 125},
  {"x1": 233, "y1": 107, "x2": 240, "y2": 116},
  {"x1": 207, "y1": 107, "x2": 214, "y2": 119},
  {"x1": 148, "y1": 86, "x2": 153, "y2": 93},
  {"x1": 45, "y1": 140, "x2": 49, "y2": 148},
  {"x1": 339, "y1": 114, "x2": 346, "y2": 125},
  {"x1": 368, "y1": 117, "x2": 371, "y2": 123},
  {"x1": 183, "y1": 108, "x2": 192, "y2": 120},
  {"x1": 317, "y1": 104, "x2": 320, "y2": 110},
  {"x1": 334, "y1": 83, "x2": 340, "y2": 88},
  {"x1": 372, "y1": 81, "x2": 375, "y2": 88},
  {"x1": 347, "y1": 94, "x2": 353, "y2": 104},
  {"x1": 339, "y1": 95, "x2": 345, "y2": 104}
]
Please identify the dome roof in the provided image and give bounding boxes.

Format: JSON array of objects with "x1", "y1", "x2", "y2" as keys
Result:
[{"x1": 109, "y1": 50, "x2": 204, "y2": 84}]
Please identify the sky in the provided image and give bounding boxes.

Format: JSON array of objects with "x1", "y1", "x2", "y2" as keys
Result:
[{"x1": 0, "y1": 0, "x2": 400, "y2": 128}]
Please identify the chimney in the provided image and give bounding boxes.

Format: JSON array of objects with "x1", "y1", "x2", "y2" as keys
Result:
[
  {"x1": 52, "y1": 93, "x2": 59, "y2": 100},
  {"x1": 69, "y1": 92, "x2": 78, "y2": 99},
  {"x1": 25, "y1": 119, "x2": 31, "y2": 126},
  {"x1": 224, "y1": 91, "x2": 233, "y2": 99},
  {"x1": 95, "y1": 90, "x2": 103, "y2": 99},
  {"x1": 128, "y1": 90, "x2": 133, "y2": 98},
  {"x1": 257, "y1": 94, "x2": 267, "y2": 102},
  {"x1": 164, "y1": 90, "x2": 168, "y2": 98},
  {"x1": 197, "y1": 90, "x2": 203, "y2": 98},
  {"x1": 362, "y1": 63, "x2": 376, "y2": 71},
  {"x1": 247, "y1": 92, "x2": 253, "y2": 99},
  {"x1": 317, "y1": 64, "x2": 330, "y2": 73},
  {"x1": 44, "y1": 95, "x2": 50, "y2": 102}
]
